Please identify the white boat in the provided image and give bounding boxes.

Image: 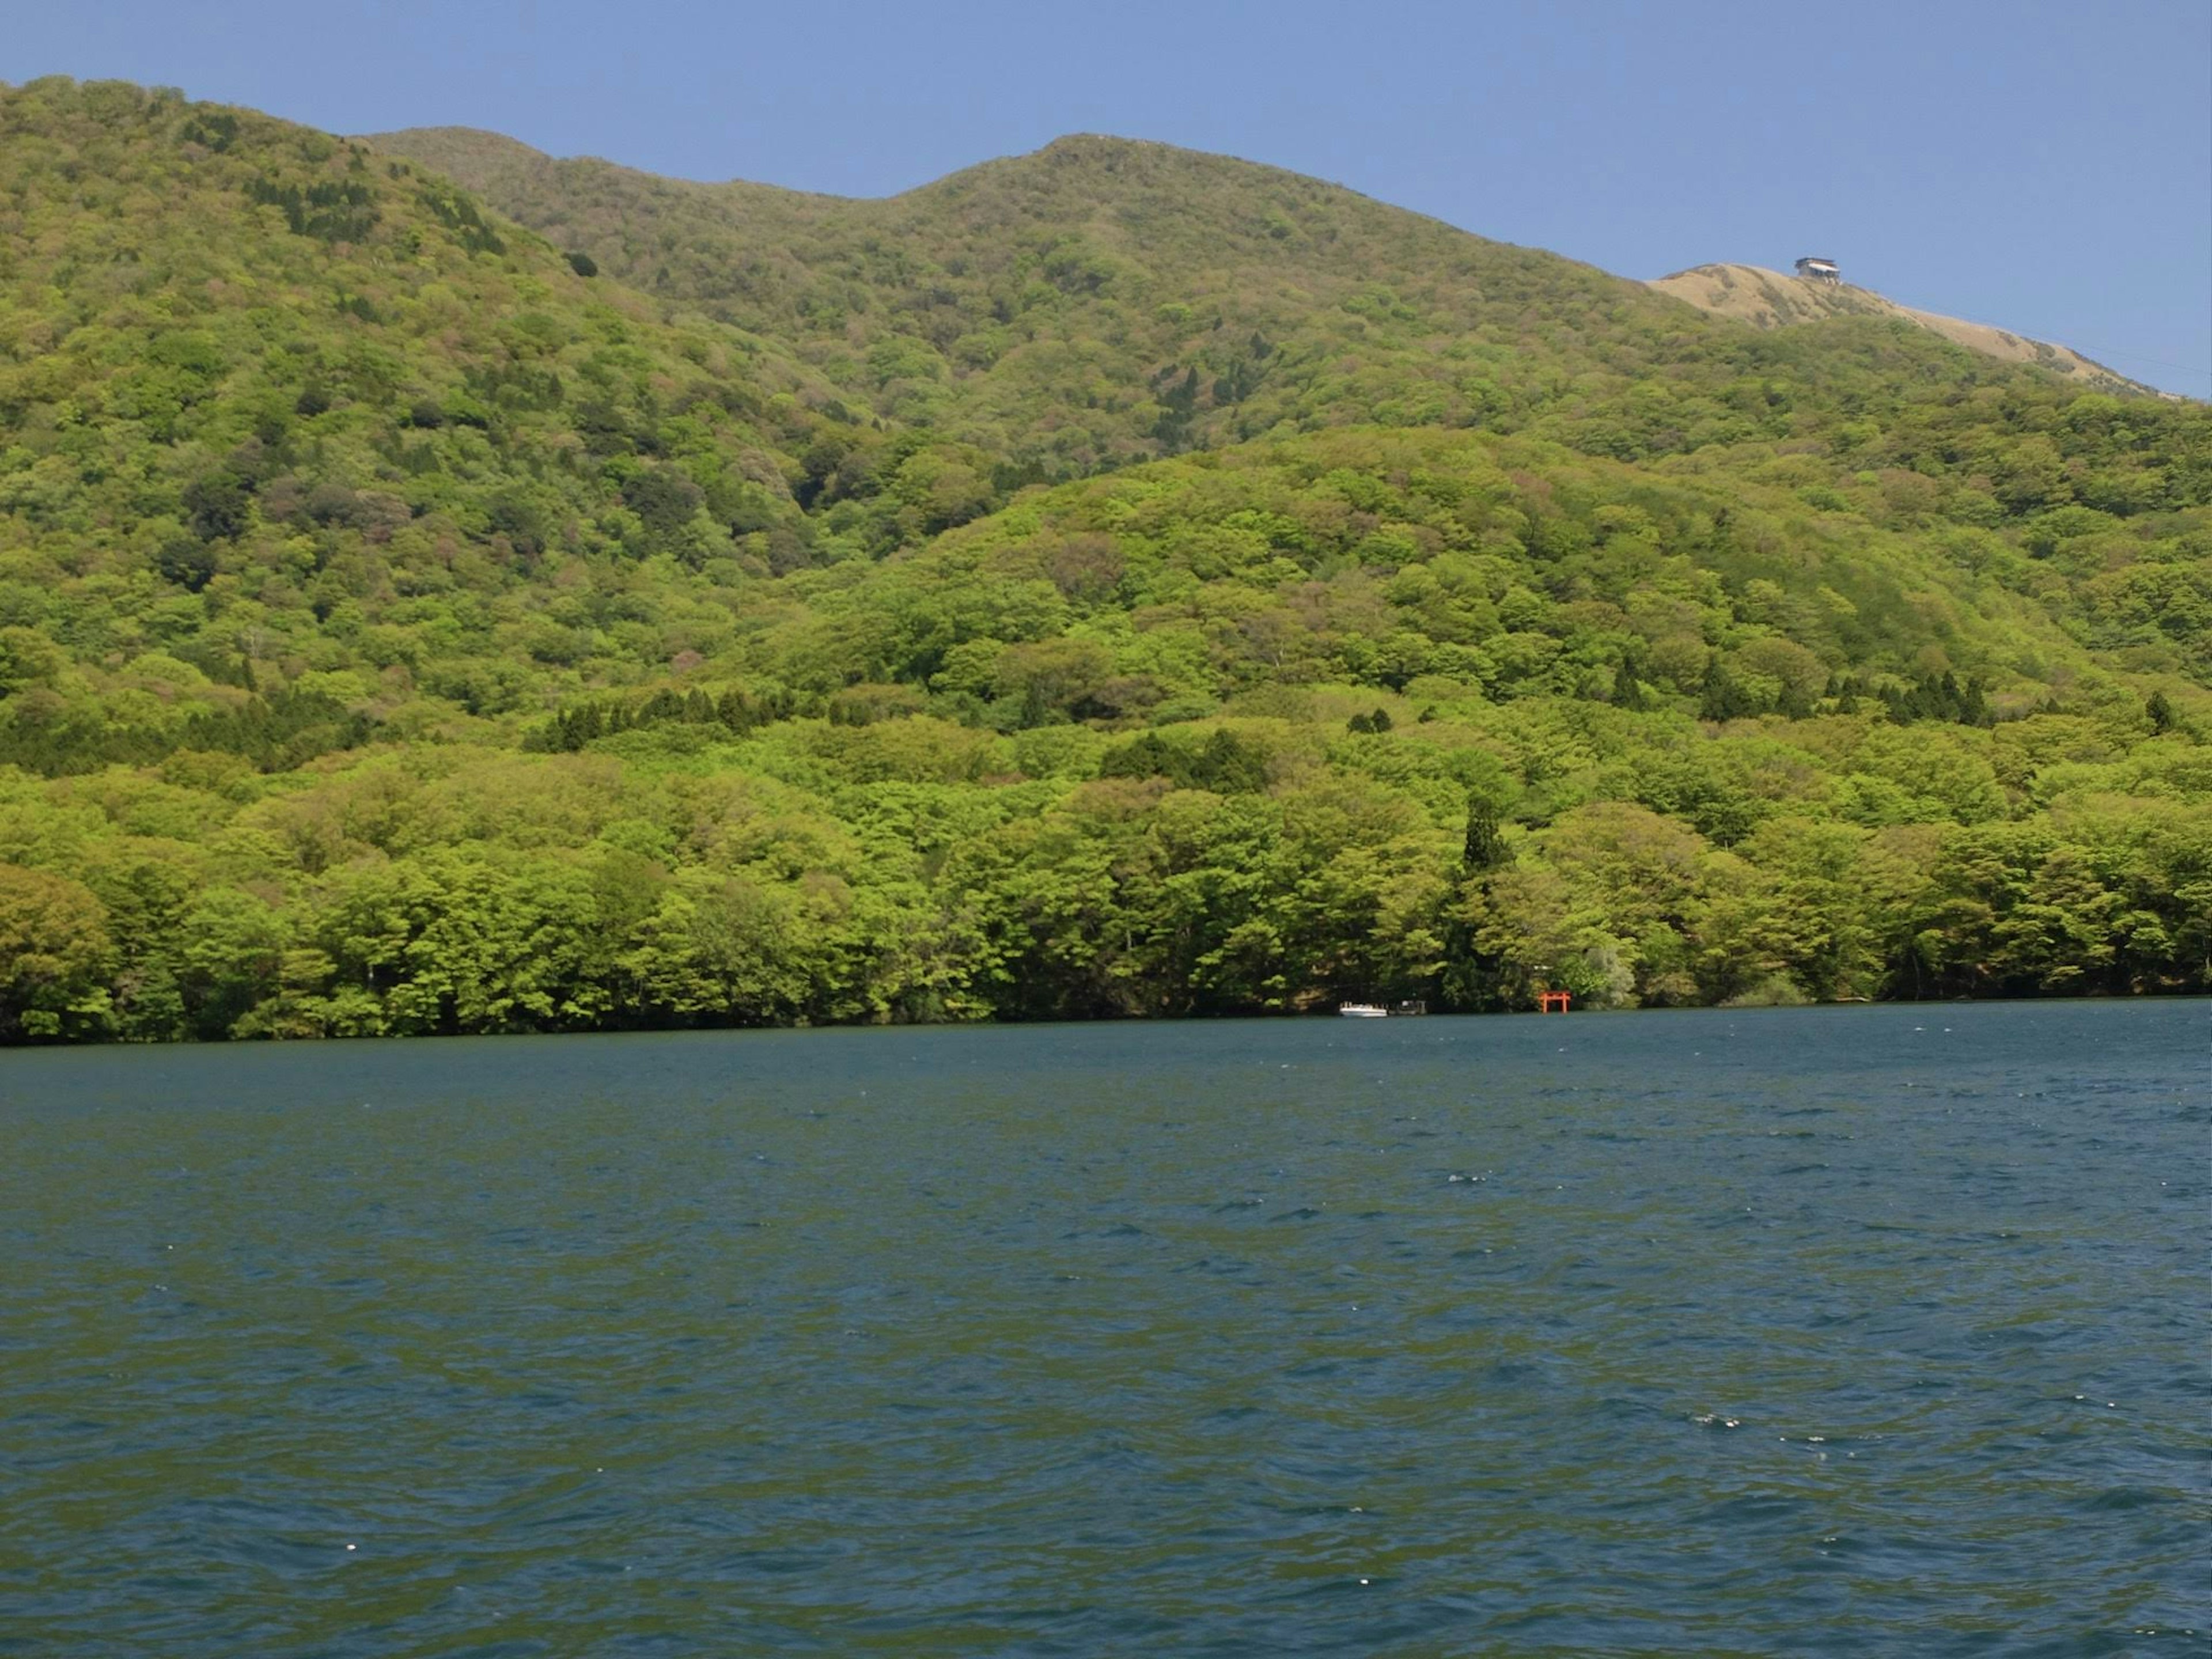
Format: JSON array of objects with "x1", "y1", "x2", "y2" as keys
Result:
[{"x1": 1338, "y1": 1002, "x2": 1390, "y2": 1018}]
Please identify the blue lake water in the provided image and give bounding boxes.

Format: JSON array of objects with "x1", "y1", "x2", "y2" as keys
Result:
[{"x1": 1, "y1": 1001, "x2": 2205, "y2": 1656}]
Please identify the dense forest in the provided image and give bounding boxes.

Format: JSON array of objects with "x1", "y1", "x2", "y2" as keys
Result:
[{"x1": 0, "y1": 78, "x2": 2205, "y2": 1041}]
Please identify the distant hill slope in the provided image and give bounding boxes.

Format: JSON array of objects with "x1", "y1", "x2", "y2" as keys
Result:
[
  {"x1": 366, "y1": 126, "x2": 1717, "y2": 469},
  {"x1": 1647, "y1": 263, "x2": 2150, "y2": 395},
  {"x1": 372, "y1": 127, "x2": 2179, "y2": 480}
]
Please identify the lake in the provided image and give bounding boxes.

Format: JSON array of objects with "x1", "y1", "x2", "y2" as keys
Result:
[{"x1": 1, "y1": 1002, "x2": 2204, "y2": 1656}]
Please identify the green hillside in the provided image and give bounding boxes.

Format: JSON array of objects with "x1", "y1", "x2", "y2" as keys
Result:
[
  {"x1": 374, "y1": 125, "x2": 2212, "y2": 674},
  {"x1": 0, "y1": 79, "x2": 2206, "y2": 1042},
  {"x1": 0, "y1": 78, "x2": 898, "y2": 762},
  {"x1": 370, "y1": 126, "x2": 1726, "y2": 469},
  {"x1": 374, "y1": 127, "x2": 2205, "y2": 503}
]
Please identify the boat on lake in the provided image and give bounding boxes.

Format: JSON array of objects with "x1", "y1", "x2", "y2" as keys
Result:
[{"x1": 1338, "y1": 1000, "x2": 1427, "y2": 1017}]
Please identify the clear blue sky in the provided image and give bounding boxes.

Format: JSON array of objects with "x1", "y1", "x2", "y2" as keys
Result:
[{"x1": 10, "y1": 0, "x2": 2209, "y2": 395}]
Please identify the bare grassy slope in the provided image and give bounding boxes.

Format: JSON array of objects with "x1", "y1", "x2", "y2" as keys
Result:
[{"x1": 1648, "y1": 263, "x2": 2148, "y2": 394}]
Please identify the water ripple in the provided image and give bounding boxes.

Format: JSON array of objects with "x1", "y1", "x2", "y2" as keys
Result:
[{"x1": 0, "y1": 1000, "x2": 2204, "y2": 1656}]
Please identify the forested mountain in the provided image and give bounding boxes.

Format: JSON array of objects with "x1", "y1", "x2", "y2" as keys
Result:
[
  {"x1": 1, "y1": 78, "x2": 2206, "y2": 1042},
  {"x1": 376, "y1": 125, "x2": 2169, "y2": 477},
  {"x1": 372, "y1": 125, "x2": 1728, "y2": 472}
]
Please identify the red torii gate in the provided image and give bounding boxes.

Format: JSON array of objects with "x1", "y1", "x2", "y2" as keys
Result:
[{"x1": 1536, "y1": 990, "x2": 1572, "y2": 1013}]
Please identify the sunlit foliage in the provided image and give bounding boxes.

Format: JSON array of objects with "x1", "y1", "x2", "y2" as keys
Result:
[{"x1": 0, "y1": 81, "x2": 2204, "y2": 1039}]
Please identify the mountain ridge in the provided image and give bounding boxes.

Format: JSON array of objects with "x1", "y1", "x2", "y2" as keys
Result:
[
  {"x1": 366, "y1": 122, "x2": 1729, "y2": 475},
  {"x1": 372, "y1": 124, "x2": 2168, "y2": 407}
]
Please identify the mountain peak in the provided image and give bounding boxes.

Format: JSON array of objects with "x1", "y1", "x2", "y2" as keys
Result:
[{"x1": 371, "y1": 123, "x2": 547, "y2": 157}]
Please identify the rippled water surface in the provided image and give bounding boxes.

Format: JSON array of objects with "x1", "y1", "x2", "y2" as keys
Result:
[{"x1": 2, "y1": 1002, "x2": 2206, "y2": 1656}]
